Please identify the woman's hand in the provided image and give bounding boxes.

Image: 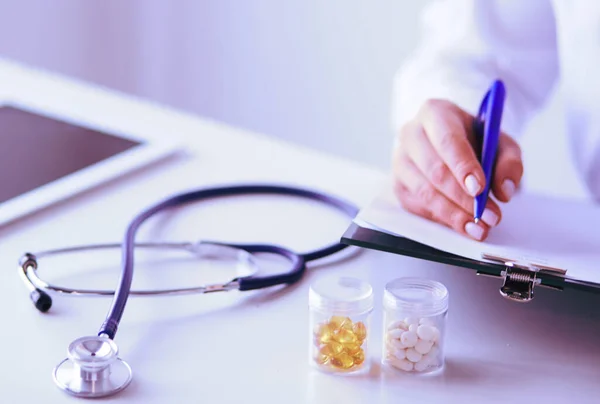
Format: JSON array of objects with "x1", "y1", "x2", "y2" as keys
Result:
[{"x1": 392, "y1": 99, "x2": 524, "y2": 241}]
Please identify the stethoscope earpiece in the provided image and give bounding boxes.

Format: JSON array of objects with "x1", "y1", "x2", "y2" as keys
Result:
[{"x1": 53, "y1": 335, "x2": 132, "y2": 399}]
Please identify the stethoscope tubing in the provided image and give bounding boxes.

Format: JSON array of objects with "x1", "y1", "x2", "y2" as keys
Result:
[
  {"x1": 19, "y1": 184, "x2": 359, "y2": 341},
  {"x1": 20, "y1": 241, "x2": 249, "y2": 297}
]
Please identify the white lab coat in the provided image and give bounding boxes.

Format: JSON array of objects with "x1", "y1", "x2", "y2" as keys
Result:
[{"x1": 392, "y1": 0, "x2": 600, "y2": 200}]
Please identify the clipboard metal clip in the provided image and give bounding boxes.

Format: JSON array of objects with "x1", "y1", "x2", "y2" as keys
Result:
[
  {"x1": 480, "y1": 253, "x2": 566, "y2": 303},
  {"x1": 499, "y1": 262, "x2": 541, "y2": 303}
]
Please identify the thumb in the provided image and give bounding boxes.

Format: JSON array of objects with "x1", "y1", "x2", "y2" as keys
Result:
[{"x1": 491, "y1": 133, "x2": 523, "y2": 202}]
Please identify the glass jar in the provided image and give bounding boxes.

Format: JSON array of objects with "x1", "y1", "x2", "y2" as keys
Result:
[
  {"x1": 382, "y1": 277, "x2": 449, "y2": 374},
  {"x1": 308, "y1": 276, "x2": 374, "y2": 374}
]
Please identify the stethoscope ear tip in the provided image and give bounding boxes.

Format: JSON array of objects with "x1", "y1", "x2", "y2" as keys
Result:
[{"x1": 30, "y1": 288, "x2": 52, "y2": 312}]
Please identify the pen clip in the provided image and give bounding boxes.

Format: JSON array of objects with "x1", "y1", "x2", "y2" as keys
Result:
[
  {"x1": 476, "y1": 90, "x2": 491, "y2": 124},
  {"x1": 473, "y1": 89, "x2": 490, "y2": 161}
]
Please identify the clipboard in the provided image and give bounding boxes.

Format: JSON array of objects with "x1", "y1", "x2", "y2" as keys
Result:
[{"x1": 341, "y1": 222, "x2": 600, "y2": 302}]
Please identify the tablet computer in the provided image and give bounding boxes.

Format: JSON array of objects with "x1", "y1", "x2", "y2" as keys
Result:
[{"x1": 0, "y1": 103, "x2": 180, "y2": 227}]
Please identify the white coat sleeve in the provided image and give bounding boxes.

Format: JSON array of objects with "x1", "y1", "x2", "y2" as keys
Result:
[{"x1": 391, "y1": 0, "x2": 559, "y2": 139}]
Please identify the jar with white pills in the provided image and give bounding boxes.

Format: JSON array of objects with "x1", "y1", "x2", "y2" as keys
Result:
[
  {"x1": 309, "y1": 276, "x2": 374, "y2": 374},
  {"x1": 382, "y1": 277, "x2": 448, "y2": 374}
]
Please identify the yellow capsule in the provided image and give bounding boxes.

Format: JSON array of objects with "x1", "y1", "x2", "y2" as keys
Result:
[
  {"x1": 319, "y1": 344, "x2": 335, "y2": 359},
  {"x1": 353, "y1": 350, "x2": 365, "y2": 366},
  {"x1": 316, "y1": 351, "x2": 330, "y2": 365},
  {"x1": 353, "y1": 322, "x2": 367, "y2": 341},
  {"x1": 316, "y1": 323, "x2": 334, "y2": 344},
  {"x1": 340, "y1": 320, "x2": 354, "y2": 331},
  {"x1": 329, "y1": 316, "x2": 351, "y2": 330},
  {"x1": 331, "y1": 352, "x2": 354, "y2": 369},
  {"x1": 328, "y1": 340, "x2": 344, "y2": 355},
  {"x1": 335, "y1": 328, "x2": 357, "y2": 344},
  {"x1": 313, "y1": 335, "x2": 322, "y2": 348},
  {"x1": 343, "y1": 342, "x2": 361, "y2": 355}
]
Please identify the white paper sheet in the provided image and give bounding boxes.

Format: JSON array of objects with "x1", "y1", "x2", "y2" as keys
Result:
[{"x1": 355, "y1": 184, "x2": 600, "y2": 285}]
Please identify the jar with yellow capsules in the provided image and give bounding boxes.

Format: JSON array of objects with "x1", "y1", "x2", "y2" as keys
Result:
[
  {"x1": 308, "y1": 276, "x2": 373, "y2": 374},
  {"x1": 382, "y1": 277, "x2": 448, "y2": 375}
]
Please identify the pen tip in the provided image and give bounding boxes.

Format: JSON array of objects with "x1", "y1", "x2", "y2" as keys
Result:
[{"x1": 474, "y1": 218, "x2": 480, "y2": 224}]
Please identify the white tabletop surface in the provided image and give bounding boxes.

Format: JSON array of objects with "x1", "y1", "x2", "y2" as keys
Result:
[{"x1": 1, "y1": 58, "x2": 599, "y2": 403}]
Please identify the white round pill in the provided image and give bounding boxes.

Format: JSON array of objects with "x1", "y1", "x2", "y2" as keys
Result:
[
  {"x1": 386, "y1": 341, "x2": 398, "y2": 355},
  {"x1": 405, "y1": 348, "x2": 422, "y2": 363},
  {"x1": 431, "y1": 326, "x2": 440, "y2": 342},
  {"x1": 393, "y1": 348, "x2": 406, "y2": 360},
  {"x1": 388, "y1": 329, "x2": 404, "y2": 339},
  {"x1": 386, "y1": 333, "x2": 399, "y2": 346},
  {"x1": 400, "y1": 331, "x2": 418, "y2": 347},
  {"x1": 416, "y1": 324, "x2": 436, "y2": 341},
  {"x1": 408, "y1": 324, "x2": 418, "y2": 333},
  {"x1": 404, "y1": 317, "x2": 419, "y2": 325},
  {"x1": 414, "y1": 360, "x2": 430, "y2": 372},
  {"x1": 422, "y1": 347, "x2": 440, "y2": 366},
  {"x1": 387, "y1": 320, "x2": 408, "y2": 331},
  {"x1": 391, "y1": 358, "x2": 414, "y2": 372},
  {"x1": 414, "y1": 339, "x2": 433, "y2": 355},
  {"x1": 421, "y1": 353, "x2": 438, "y2": 368},
  {"x1": 390, "y1": 338, "x2": 406, "y2": 350}
]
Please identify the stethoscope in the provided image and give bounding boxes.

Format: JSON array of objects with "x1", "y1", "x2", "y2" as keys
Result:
[{"x1": 18, "y1": 184, "x2": 359, "y2": 399}]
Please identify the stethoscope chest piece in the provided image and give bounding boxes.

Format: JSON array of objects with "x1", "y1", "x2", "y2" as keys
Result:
[{"x1": 53, "y1": 335, "x2": 132, "y2": 398}]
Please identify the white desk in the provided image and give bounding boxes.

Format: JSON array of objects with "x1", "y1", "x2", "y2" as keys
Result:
[{"x1": 1, "y1": 59, "x2": 599, "y2": 403}]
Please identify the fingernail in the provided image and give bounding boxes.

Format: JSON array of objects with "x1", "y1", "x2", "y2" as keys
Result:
[
  {"x1": 465, "y1": 222, "x2": 485, "y2": 241},
  {"x1": 464, "y1": 174, "x2": 481, "y2": 196},
  {"x1": 502, "y1": 179, "x2": 516, "y2": 200},
  {"x1": 481, "y1": 208, "x2": 499, "y2": 227}
]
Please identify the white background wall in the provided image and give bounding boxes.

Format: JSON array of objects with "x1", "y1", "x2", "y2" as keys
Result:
[{"x1": 0, "y1": 0, "x2": 588, "y2": 199}]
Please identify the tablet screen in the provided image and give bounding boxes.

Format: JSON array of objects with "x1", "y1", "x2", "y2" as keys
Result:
[{"x1": 0, "y1": 106, "x2": 141, "y2": 204}]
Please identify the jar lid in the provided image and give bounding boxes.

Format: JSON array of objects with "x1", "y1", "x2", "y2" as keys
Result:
[
  {"x1": 309, "y1": 276, "x2": 373, "y2": 314},
  {"x1": 383, "y1": 277, "x2": 448, "y2": 316}
]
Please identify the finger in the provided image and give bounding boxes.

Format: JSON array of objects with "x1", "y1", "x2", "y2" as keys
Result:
[
  {"x1": 392, "y1": 181, "x2": 434, "y2": 221},
  {"x1": 401, "y1": 121, "x2": 502, "y2": 227},
  {"x1": 394, "y1": 154, "x2": 490, "y2": 241},
  {"x1": 492, "y1": 133, "x2": 524, "y2": 202},
  {"x1": 477, "y1": 196, "x2": 502, "y2": 228},
  {"x1": 418, "y1": 100, "x2": 486, "y2": 198}
]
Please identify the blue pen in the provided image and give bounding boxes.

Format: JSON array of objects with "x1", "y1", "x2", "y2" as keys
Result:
[{"x1": 473, "y1": 80, "x2": 505, "y2": 223}]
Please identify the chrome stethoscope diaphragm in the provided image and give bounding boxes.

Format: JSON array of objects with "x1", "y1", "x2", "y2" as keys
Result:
[{"x1": 53, "y1": 335, "x2": 132, "y2": 398}]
